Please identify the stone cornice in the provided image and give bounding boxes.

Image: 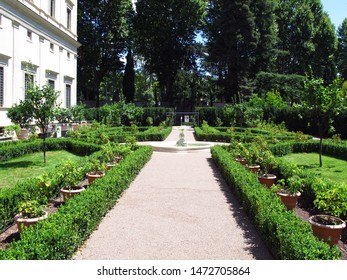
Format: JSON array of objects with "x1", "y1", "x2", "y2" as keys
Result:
[{"x1": 2, "y1": 0, "x2": 81, "y2": 49}]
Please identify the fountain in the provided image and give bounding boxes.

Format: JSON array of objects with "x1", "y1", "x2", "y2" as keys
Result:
[
  {"x1": 176, "y1": 128, "x2": 187, "y2": 147},
  {"x1": 139, "y1": 126, "x2": 219, "y2": 153}
]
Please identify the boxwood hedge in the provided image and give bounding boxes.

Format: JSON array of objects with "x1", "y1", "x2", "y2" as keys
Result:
[
  {"x1": 211, "y1": 145, "x2": 341, "y2": 260},
  {"x1": 0, "y1": 145, "x2": 152, "y2": 260}
]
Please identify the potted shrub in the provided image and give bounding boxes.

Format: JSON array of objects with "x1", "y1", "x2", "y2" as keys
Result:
[
  {"x1": 257, "y1": 150, "x2": 277, "y2": 188},
  {"x1": 308, "y1": 181, "x2": 347, "y2": 247},
  {"x1": 244, "y1": 143, "x2": 261, "y2": 173},
  {"x1": 86, "y1": 159, "x2": 106, "y2": 184},
  {"x1": 6, "y1": 102, "x2": 32, "y2": 139},
  {"x1": 275, "y1": 175, "x2": 302, "y2": 210},
  {"x1": 102, "y1": 143, "x2": 124, "y2": 170},
  {"x1": 58, "y1": 160, "x2": 85, "y2": 202},
  {"x1": 232, "y1": 142, "x2": 248, "y2": 166},
  {"x1": 14, "y1": 200, "x2": 48, "y2": 234}
]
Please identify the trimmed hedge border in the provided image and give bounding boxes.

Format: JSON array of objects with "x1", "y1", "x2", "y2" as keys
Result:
[
  {"x1": 0, "y1": 138, "x2": 101, "y2": 162},
  {"x1": 211, "y1": 145, "x2": 340, "y2": 260},
  {"x1": 0, "y1": 145, "x2": 153, "y2": 259},
  {"x1": 0, "y1": 139, "x2": 102, "y2": 231},
  {"x1": 195, "y1": 127, "x2": 298, "y2": 143}
]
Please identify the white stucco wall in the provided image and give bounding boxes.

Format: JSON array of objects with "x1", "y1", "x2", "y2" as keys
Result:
[{"x1": 0, "y1": 0, "x2": 79, "y2": 127}]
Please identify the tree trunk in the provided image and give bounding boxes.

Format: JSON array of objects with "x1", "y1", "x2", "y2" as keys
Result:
[{"x1": 319, "y1": 136, "x2": 323, "y2": 167}]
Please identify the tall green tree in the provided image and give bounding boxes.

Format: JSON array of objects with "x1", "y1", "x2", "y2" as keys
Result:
[
  {"x1": 249, "y1": 0, "x2": 279, "y2": 75},
  {"x1": 77, "y1": 0, "x2": 133, "y2": 106},
  {"x1": 123, "y1": 49, "x2": 135, "y2": 102},
  {"x1": 205, "y1": 0, "x2": 258, "y2": 103},
  {"x1": 275, "y1": 0, "x2": 337, "y2": 82},
  {"x1": 133, "y1": 0, "x2": 207, "y2": 105},
  {"x1": 337, "y1": 18, "x2": 347, "y2": 81}
]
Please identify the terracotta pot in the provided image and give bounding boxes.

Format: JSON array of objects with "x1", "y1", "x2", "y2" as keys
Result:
[
  {"x1": 277, "y1": 191, "x2": 301, "y2": 210},
  {"x1": 247, "y1": 164, "x2": 260, "y2": 173},
  {"x1": 87, "y1": 171, "x2": 105, "y2": 184},
  {"x1": 14, "y1": 211, "x2": 48, "y2": 234},
  {"x1": 19, "y1": 128, "x2": 29, "y2": 140},
  {"x1": 60, "y1": 186, "x2": 85, "y2": 202},
  {"x1": 236, "y1": 157, "x2": 247, "y2": 166},
  {"x1": 308, "y1": 215, "x2": 346, "y2": 247},
  {"x1": 258, "y1": 174, "x2": 277, "y2": 188}
]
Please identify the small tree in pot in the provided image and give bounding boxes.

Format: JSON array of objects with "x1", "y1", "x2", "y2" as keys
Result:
[
  {"x1": 274, "y1": 175, "x2": 303, "y2": 210},
  {"x1": 57, "y1": 160, "x2": 86, "y2": 202},
  {"x1": 308, "y1": 180, "x2": 347, "y2": 246},
  {"x1": 257, "y1": 150, "x2": 278, "y2": 188},
  {"x1": 86, "y1": 158, "x2": 107, "y2": 184},
  {"x1": 14, "y1": 200, "x2": 48, "y2": 234}
]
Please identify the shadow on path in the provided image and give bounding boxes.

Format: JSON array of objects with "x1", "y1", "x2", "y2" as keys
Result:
[{"x1": 206, "y1": 157, "x2": 274, "y2": 260}]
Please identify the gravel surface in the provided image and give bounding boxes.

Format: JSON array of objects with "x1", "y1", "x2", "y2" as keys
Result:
[{"x1": 73, "y1": 127, "x2": 273, "y2": 260}]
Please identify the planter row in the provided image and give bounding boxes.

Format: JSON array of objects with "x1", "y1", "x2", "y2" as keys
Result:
[
  {"x1": 0, "y1": 145, "x2": 153, "y2": 260},
  {"x1": 0, "y1": 139, "x2": 102, "y2": 232},
  {"x1": 211, "y1": 145, "x2": 341, "y2": 260}
]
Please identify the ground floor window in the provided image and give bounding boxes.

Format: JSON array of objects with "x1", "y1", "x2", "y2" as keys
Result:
[
  {"x1": 66, "y1": 84, "x2": 71, "y2": 108},
  {"x1": 48, "y1": 79, "x2": 55, "y2": 89},
  {"x1": 0, "y1": 66, "x2": 3, "y2": 107},
  {"x1": 24, "y1": 72, "x2": 34, "y2": 97}
]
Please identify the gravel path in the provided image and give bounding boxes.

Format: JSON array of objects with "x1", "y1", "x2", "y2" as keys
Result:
[{"x1": 73, "y1": 127, "x2": 273, "y2": 260}]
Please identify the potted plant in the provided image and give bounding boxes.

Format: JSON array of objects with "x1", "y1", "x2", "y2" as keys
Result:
[
  {"x1": 275, "y1": 175, "x2": 302, "y2": 210},
  {"x1": 14, "y1": 200, "x2": 48, "y2": 234},
  {"x1": 86, "y1": 159, "x2": 106, "y2": 184},
  {"x1": 257, "y1": 150, "x2": 277, "y2": 188},
  {"x1": 244, "y1": 144, "x2": 261, "y2": 173},
  {"x1": 102, "y1": 143, "x2": 124, "y2": 170},
  {"x1": 232, "y1": 142, "x2": 248, "y2": 166},
  {"x1": 308, "y1": 181, "x2": 347, "y2": 246},
  {"x1": 6, "y1": 101, "x2": 32, "y2": 139},
  {"x1": 58, "y1": 160, "x2": 85, "y2": 202}
]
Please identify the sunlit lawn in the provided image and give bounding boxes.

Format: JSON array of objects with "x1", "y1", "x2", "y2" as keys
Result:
[
  {"x1": 282, "y1": 153, "x2": 347, "y2": 184},
  {"x1": 0, "y1": 151, "x2": 82, "y2": 189}
]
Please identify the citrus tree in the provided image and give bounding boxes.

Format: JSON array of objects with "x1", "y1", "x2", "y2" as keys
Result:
[
  {"x1": 303, "y1": 77, "x2": 346, "y2": 167},
  {"x1": 24, "y1": 83, "x2": 59, "y2": 163}
]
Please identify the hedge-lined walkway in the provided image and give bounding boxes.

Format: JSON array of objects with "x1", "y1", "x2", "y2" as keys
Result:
[{"x1": 73, "y1": 127, "x2": 272, "y2": 260}]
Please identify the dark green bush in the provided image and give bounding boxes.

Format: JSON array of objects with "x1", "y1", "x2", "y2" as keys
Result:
[
  {"x1": 211, "y1": 145, "x2": 340, "y2": 260},
  {"x1": 0, "y1": 145, "x2": 153, "y2": 259}
]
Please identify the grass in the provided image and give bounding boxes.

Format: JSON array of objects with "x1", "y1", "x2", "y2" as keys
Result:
[
  {"x1": 282, "y1": 152, "x2": 347, "y2": 184},
  {"x1": 0, "y1": 151, "x2": 83, "y2": 189}
]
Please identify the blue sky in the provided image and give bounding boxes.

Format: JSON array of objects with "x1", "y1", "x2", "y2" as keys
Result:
[{"x1": 321, "y1": 0, "x2": 347, "y2": 29}]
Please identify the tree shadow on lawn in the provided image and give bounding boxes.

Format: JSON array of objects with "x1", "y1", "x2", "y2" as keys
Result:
[
  {"x1": 0, "y1": 161, "x2": 41, "y2": 170},
  {"x1": 206, "y1": 158, "x2": 274, "y2": 260}
]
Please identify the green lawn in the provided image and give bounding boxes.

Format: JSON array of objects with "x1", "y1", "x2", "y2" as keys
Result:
[
  {"x1": 0, "y1": 151, "x2": 82, "y2": 189},
  {"x1": 282, "y1": 153, "x2": 347, "y2": 184}
]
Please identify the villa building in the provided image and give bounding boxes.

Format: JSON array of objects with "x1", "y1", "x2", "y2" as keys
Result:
[{"x1": 0, "y1": 0, "x2": 80, "y2": 127}]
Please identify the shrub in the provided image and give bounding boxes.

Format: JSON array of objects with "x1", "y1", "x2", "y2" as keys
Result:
[
  {"x1": 0, "y1": 145, "x2": 153, "y2": 259},
  {"x1": 211, "y1": 145, "x2": 340, "y2": 260}
]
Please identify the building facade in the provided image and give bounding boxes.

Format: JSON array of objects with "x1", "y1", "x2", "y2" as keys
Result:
[{"x1": 0, "y1": 0, "x2": 80, "y2": 127}]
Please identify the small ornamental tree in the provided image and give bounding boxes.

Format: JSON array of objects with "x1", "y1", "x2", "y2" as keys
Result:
[
  {"x1": 25, "y1": 83, "x2": 60, "y2": 163},
  {"x1": 303, "y1": 77, "x2": 346, "y2": 167}
]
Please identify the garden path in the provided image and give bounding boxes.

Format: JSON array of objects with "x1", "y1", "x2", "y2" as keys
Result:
[{"x1": 73, "y1": 127, "x2": 273, "y2": 260}]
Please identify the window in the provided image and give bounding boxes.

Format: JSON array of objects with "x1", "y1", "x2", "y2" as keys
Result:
[
  {"x1": 50, "y1": 0, "x2": 55, "y2": 17},
  {"x1": 0, "y1": 14, "x2": 3, "y2": 28},
  {"x1": 27, "y1": 30, "x2": 32, "y2": 41},
  {"x1": 67, "y1": 52, "x2": 70, "y2": 60},
  {"x1": 66, "y1": 8, "x2": 71, "y2": 29},
  {"x1": 0, "y1": 66, "x2": 3, "y2": 107},
  {"x1": 24, "y1": 73, "x2": 34, "y2": 96},
  {"x1": 66, "y1": 84, "x2": 71, "y2": 108},
  {"x1": 48, "y1": 79, "x2": 55, "y2": 89},
  {"x1": 50, "y1": 42, "x2": 54, "y2": 52}
]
